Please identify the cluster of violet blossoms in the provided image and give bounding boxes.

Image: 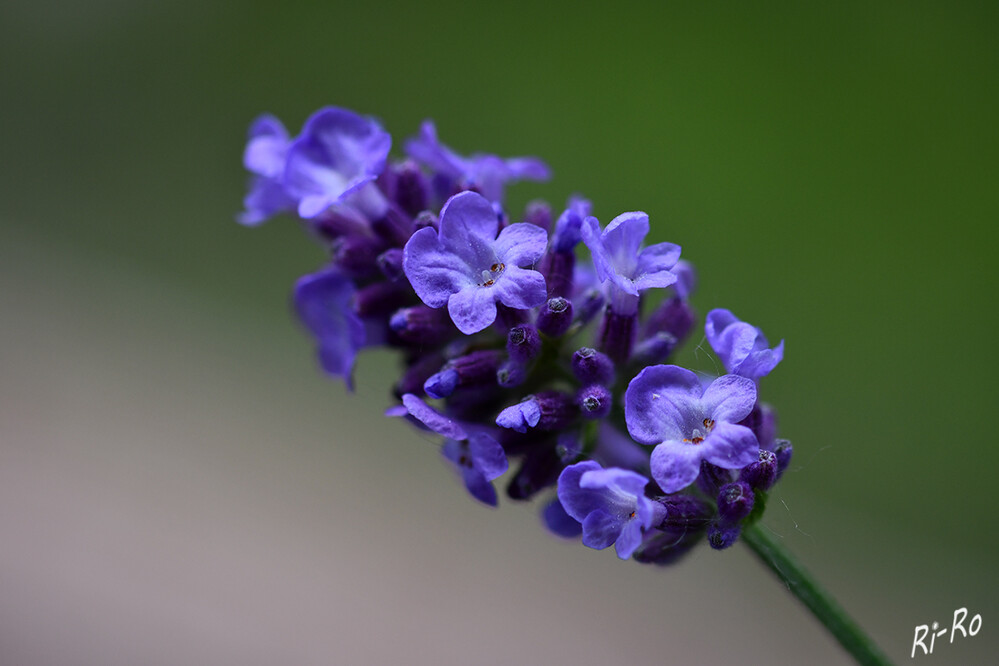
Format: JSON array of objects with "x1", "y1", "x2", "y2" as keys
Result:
[{"x1": 239, "y1": 106, "x2": 792, "y2": 564}]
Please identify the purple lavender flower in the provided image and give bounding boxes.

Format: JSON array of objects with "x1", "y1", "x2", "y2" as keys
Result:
[
  {"x1": 293, "y1": 267, "x2": 366, "y2": 390},
  {"x1": 402, "y1": 190, "x2": 548, "y2": 334},
  {"x1": 399, "y1": 394, "x2": 508, "y2": 506},
  {"x1": 405, "y1": 120, "x2": 550, "y2": 203},
  {"x1": 557, "y1": 461, "x2": 664, "y2": 559},
  {"x1": 625, "y1": 365, "x2": 760, "y2": 493},
  {"x1": 704, "y1": 308, "x2": 784, "y2": 381},
  {"x1": 580, "y1": 211, "x2": 681, "y2": 312},
  {"x1": 238, "y1": 114, "x2": 296, "y2": 225},
  {"x1": 283, "y1": 107, "x2": 392, "y2": 219}
]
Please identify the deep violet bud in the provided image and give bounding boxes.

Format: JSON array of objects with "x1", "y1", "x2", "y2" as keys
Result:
[
  {"x1": 392, "y1": 160, "x2": 430, "y2": 217},
  {"x1": 574, "y1": 289, "x2": 605, "y2": 327},
  {"x1": 655, "y1": 495, "x2": 713, "y2": 530},
  {"x1": 523, "y1": 200, "x2": 553, "y2": 232},
  {"x1": 403, "y1": 191, "x2": 548, "y2": 335},
  {"x1": 390, "y1": 305, "x2": 454, "y2": 345},
  {"x1": 630, "y1": 331, "x2": 679, "y2": 367},
  {"x1": 571, "y1": 347, "x2": 614, "y2": 386},
  {"x1": 774, "y1": 439, "x2": 793, "y2": 480},
  {"x1": 377, "y1": 248, "x2": 405, "y2": 282},
  {"x1": 412, "y1": 210, "x2": 438, "y2": 232},
  {"x1": 632, "y1": 528, "x2": 702, "y2": 566},
  {"x1": 577, "y1": 384, "x2": 612, "y2": 419},
  {"x1": 354, "y1": 281, "x2": 411, "y2": 317},
  {"x1": 496, "y1": 360, "x2": 527, "y2": 388},
  {"x1": 696, "y1": 461, "x2": 735, "y2": 497},
  {"x1": 536, "y1": 297, "x2": 573, "y2": 337},
  {"x1": 705, "y1": 308, "x2": 784, "y2": 381},
  {"x1": 424, "y1": 349, "x2": 504, "y2": 399},
  {"x1": 740, "y1": 449, "x2": 778, "y2": 491},
  {"x1": 507, "y1": 324, "x2": 542, "y2": 363},
  {"x1": 508, "y1": 445, "x2": 563, "y2": 501},
  {"x1": 496, "y1": 391, "x2": 575, "y2": 433},
  {"x1": 599, "y1": 310, "x2": 637, "y2": 364},
  {"x1": 395, "y1": 352, "x2": 445, "y2": 397},
  {"x1": 645, "y1": 296, "x2": 696, "y2": 346},
  {"x1": 716, "y1": 481, "x2": 755, "y2": 523},
  {"x1": 543, "y1": 250, "x2": 575, "y2": 299},
  {"x1": 551, "y1": 196, "x2": 591, "y2": 253},
  {"x1": 542, "y1": 498, "x2": 583, "y2": 539},
  {"x1": 332, "y1": 234, "x2": 385, "y2": 278},
  {"x1": 707, "y1": 522, "x2": 742, "y2": 550}
]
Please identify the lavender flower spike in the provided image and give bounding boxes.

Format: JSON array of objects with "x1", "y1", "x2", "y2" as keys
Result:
[
  {"x1": 405, "y1": 120, "x2": 550, "y2": 202},
  {"x1": 557, "y1": 461, "x2": 664, "y2": 559},
  {"x1": 399, "y1": 394, "x2": 508, "y2": 506},
  {"x1": 625, "y1": 365, "x2": 760, "y2": 493},
  {"x1": 403, "y1": 191, "x2": 548, "y2": 334},
  {"x1": 705, "y1": 309, "x2": 785, "y2": 381},
  {"x1": 283, "y1": 107, "x2": 392, "y2": 219},
  {"x1": 580, "y1": 211, "x2": 681, "y2": 312},
  {"x1": 294, "y1": 267, "x2": 366, "y2": 390}
]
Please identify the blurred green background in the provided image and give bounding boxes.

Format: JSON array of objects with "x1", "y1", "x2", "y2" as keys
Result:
[{"x1": 2, "y1": 1, "x2": 997, "y2": 663}]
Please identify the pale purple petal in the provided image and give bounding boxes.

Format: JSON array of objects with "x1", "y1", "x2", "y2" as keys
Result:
[
  {"x1": 467, "y1": 431, "x2": 508, "y2": 481},
  {"x1": 701, "y1": 375, "x2": 758, "y2": 423},
  {"x1": 400, "y1": 393, "x2": 468, "y2": 441},
  {"x1": 581, "y1": 511, "x2": 619, "y2": 550},
  {"x1": 625, "y1": 365, "x2": 702, "y2": 445},
  {"x1": 551, "y1": 196, "x2": 591, "y2": 252},
  {"x1": 238, "y1": 176, "x2": 295, "y2": 226},
  {"x1": 495, "y1": 397, "x2": 542, "y2": 433},
  {"x1": 494, "y1": 266, "x2": 547, "y2": 310},
  {"x1": 437, "y1": 191, "x2": 500, "y2": 254},
  {"x1": 404, "y1": 226, "x2": 476, "y2": 308},
  {"x1": 702, "y1": 421, "x2": 760, "y2": 470},
  {"x1": 504, "y1": 157, "x2": 552, "y2": 181},
  {"x1": 404, "y1": 120, "x2": 468, "y2": 179},
  {"x1": 580, "y1": 468, "x2": 648, "y2": 500},
  {"x1": 705, "y1": 309, "x2": 758, "y2": 371},
  {"x1": 556, "y1": 460, "x2": 603, "y2": 520},
  {"x1": 542, "y1": 499, "x2": 582, "y2": 538},
  {"x1": 602, "y1": 211, "x2": 648, "y2": 277},
  {"x1": 244, "y1": 114, "x2": 289, "y2": 178},
  {"x1": 615, "y1": 520, "x2": 644, "y2": 559},
  {"x1": 737, "y1": 339, "x2": 785, "y2": 380},
  {"x1": 494, "y1": 223, "x2": 549, "y2": 266},
  {"x1": 650, "y1": 440, "x2": 705, "y2": 493},
  {"x1": 447, "y1": 285, "x2": 499, "y2": 334},
  {"x1": 283, "y1": 107, "x2": 391, "y2": 219},
  {"x1": 294, "y1": 267, "x2": 365, "y2": 390},
  {"x1": 581, "y1": 216, "x2": 618, "y2": 288},
  {"x1": 632, "y1": 242, "x2": 681, "y2": 291}
]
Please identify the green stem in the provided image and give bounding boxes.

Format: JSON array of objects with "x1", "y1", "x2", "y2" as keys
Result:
[{"x1": 741, "y1": 523, "x2": 893, "y2": 665}]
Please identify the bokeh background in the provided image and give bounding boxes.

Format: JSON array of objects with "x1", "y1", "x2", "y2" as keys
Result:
[{"x1": 2, "y1": 1, "x2": 997, "y2": 664}]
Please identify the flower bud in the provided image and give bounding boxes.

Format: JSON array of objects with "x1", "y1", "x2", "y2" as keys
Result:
[
  {"x1": 537, "y1": 297, "x2": 573, "y2": 337},
  {"x1": 507, "y1": 324, "x2": 542, "y2": 363},
  {"x1": 412, "y1": 210, "x2": 438, "y2": 233},
  {"x1": 424, "y1": 350, "x2": 504, "y2": 399},
  {"x1": 577, "y1": 384, "x2": 612, "y2": 419},
  {"x1": 696, "y1": 460, "x2": 734, "y2": 497},
  {"x1": 496, "y1": 360, "x2": 527, "y2": 388},
  {"x1": 644, "y1": 296, "x2": 695, "y2": 345},
  {"x1": 717, "y1": 481, "x2": 755, "y2": 523},
  {"x1": 598, "y1": 310, "x2": 637, "y2": 363},
  {"x1": 390, "y1": 306, "x2": 453, "y2": 345},
  {"x1": 543, "y1": 251, "x2": 575, "y2": 298},
  {"x1": 655, "y1": 495, "x2": 713, "y2": 530},
  {"x1": 332, "y1": 234, "x2": 384, "y2": 278},
  {"x1": 740, "y1": 449, "x2": 778, "y2": 491},
  {"x1": 377, "y1": 248, "x2": 405, "y2": 282},
  {"x1": 774, "y1": 439, "x2": 793, "y2": 480},
  {"x1": 354, "y1": 281, "x2": 411, "y2": 317},
  {"x1": 393, "y1": 160, "x2": 430, "y2": 216},
  {"x1": 575, "y1": 289, "x2": 605, "y2": 326},
  {"x1": 632, "y1": 528, "x2": 702, "y2": 566},
  {"x1": 571, "y1": 347, "x2": 614, "y2": 386},
  {"x1": 707, "y1": 522, "x2": 741, "y2": 550},
  {"x1": 523, "y1": 200, "x2": 552, "y2": 232},
  {"x1": 630, "y1": 331, "x2": 679, "y2": 366}
]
